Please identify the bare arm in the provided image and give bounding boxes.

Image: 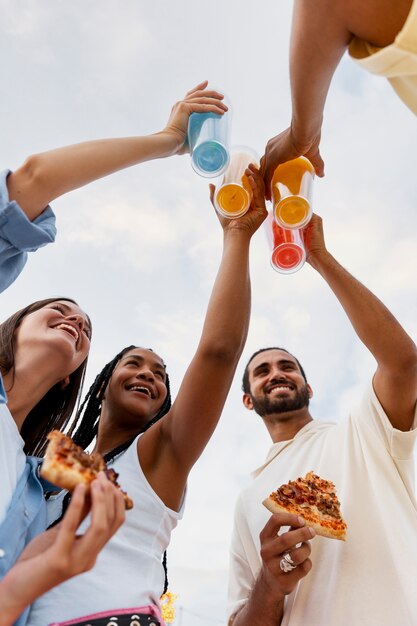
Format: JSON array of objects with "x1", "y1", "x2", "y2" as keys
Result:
[
  {"x1": 305, "y1": 214, "x2": 417, "y2": 431},
  {"x1": 0, "y1": 475, "x2": 125, "y2": 626},
  {"x1": 6, "y1": 81, "x2": 227, "y2": 221},
  {"x1": 230, "y1": 513, "x2": 314, "y2": 626},
  {"x1": 262, "y1": 0, "x2": 412, "y2": 193},
  {"x1": 140, "y1": 167, "x2": 267, "y2": 509}
]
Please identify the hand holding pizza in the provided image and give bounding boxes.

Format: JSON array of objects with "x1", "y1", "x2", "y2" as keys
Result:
[
  {"x1": 0, "y1": 474, "x2": 125, "y2": 626},
  {"x1": 259, "y1": 511, "x2": 315, "y2": 598}
]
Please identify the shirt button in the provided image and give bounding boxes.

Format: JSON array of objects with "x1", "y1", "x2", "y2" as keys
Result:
[{"x1": 0, "y1": 548, "x2": 5, "y2": 558}]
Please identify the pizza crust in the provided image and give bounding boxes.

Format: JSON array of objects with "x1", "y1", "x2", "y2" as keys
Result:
[
  {"x1": 263, "y1": 496, "x2": 346, "y2": 541},
  {"x1": 40, "y1": 430, "x2": 134, "y2": 510}
]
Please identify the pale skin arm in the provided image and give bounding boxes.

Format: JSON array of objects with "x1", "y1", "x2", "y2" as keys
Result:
[
  {"x1": 305, "y1": 214, "x2": 417, "y2": 431},
  {"x1": 0, "y1": 474, "x2": 125, "y2": 626},
  {"x1": 230, "y1": 512, "x2": 314, "y2": 626},
  {"x1": 261, "y1": 0, "x2": 413, "y2": 195},
  {"x1": 6, "y1": 81, "x2": 227, "y2": 221},
  {"x1": 139, "y1": 166, "x2": 268, "y2": 510}
]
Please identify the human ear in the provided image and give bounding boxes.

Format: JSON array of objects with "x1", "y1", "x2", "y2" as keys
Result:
[
  {"x1": 243, "y1": 393, "x2": 254, "y2": 411},
  {"x1": 307, "y1": 384, "x2": 313, "y2": 399},
  {"x1": 60, "y1": 376, "x2": 70, "y2": 390}
]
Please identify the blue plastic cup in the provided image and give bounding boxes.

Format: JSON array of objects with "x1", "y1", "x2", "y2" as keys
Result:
[{"x1": 188, "y1": 93, "x2": 231, "y2": 178}]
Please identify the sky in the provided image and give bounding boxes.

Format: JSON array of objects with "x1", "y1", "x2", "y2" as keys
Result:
[{"x1": 1, "y1": 1, "x2": 417, "y2": 624}]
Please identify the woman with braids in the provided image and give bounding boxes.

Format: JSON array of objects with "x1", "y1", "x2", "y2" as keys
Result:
[
  {"x1": 0, "y1": 81, "x2": 226, "y2": 626},
  {"x1": 27, "y1": 165, "x2": 267, "y2": 626}
]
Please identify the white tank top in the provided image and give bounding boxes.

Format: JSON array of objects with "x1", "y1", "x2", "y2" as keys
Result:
[{"x1": 28, "y1": 434, "x2": 185, "y2": 625}]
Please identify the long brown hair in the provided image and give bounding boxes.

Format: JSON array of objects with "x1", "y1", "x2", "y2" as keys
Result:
[{"x1": 0, "y1": 297, "x2": 90, "y2": 457}]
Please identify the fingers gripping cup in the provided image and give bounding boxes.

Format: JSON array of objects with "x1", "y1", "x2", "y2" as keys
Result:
[
  {"x1": 214, "y1": 146, "x2": 259, "y2": 219},
  {"x1": 265, "y1": 212, "x2": 306, "y2": 274},
  {"x1": 188, "y1": 93, "x2": 231, "y2": 178},
  {"x1": 271, "y1": 156, "x2": 314, "y2": 229}
]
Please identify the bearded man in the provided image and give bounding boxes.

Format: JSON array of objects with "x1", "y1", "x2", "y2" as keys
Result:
[{"x1": 227, "y1": 215, "x2": 417, "y2": 626}]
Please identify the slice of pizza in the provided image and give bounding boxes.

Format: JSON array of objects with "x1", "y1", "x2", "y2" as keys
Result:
[
  {"x1": 41, "y1": 430, "x2": 133, "y2": 510},
  {"x1": 263, "y1": 471, "x2": 347, "y2": 540}
]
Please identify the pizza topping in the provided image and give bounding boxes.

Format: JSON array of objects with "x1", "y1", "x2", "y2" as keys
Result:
[
  {"x1": 272, "y1": 471, "x2": 344, "y2": 521},
  {"x1": 264, "y1": 471, "x2": 347, "y2": 541},
  {"x1": 41, "y1": 430, "x2": 134, "y2": 510}
]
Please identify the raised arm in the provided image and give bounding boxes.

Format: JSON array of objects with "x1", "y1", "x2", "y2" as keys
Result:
[
  {"x1": 261, "y1": 0, "x2": 412, "y2": 194},
  {"x1": 0, "y1": 474, "x2": 125, "y2": 626},
  {"x1": 305, "y1": 214, "x2": 417, "y2": 431},
  {"x1": 140, "y1": 166, "x2": 267, "y2": 509},
  {"x1": 6, "y1": 81, "x2": 227, "y2": 221}
]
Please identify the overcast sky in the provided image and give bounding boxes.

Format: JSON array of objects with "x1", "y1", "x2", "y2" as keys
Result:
[{"x1": 1, "y1": 1, "x2": 416, "y2": 624}]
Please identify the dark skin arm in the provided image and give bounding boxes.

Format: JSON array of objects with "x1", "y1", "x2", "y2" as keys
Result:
[
  {"x1": 139, "y1": 166, "x2": 268, "y2": 512},
  {"x1": 305, "y1": 214, "x2": 417, "y2": 431},
  {"x1": 261, "y1": 0, "x2": 413, "y2": 196}
]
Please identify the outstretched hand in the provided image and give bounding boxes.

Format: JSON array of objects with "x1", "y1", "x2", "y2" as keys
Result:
[
  {"x1": 303, "y1": 213, "x2": 328, "y2": 266},
  {"x1": 261, "y1": 126, "x2": 324, "y2": 200},
  {"x1": 162, "y1": 80, "x2": 228, "y2": 155},
  {"x1": 209, "y1": 164, "x2": 267, "y2": 237}
]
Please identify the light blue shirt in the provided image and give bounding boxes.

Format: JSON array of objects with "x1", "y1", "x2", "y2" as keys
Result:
[
  {"x1": 0, "y1": 374, "x2": 6, "y2": 404},
  {"x1": 0, "y1": 169, "x2": 56, "y2": 292}
]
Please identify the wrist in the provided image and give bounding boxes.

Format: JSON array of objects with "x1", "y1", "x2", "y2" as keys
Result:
[
  {"x1": 290, "y1": 116, "x2": 322, "y2": 151},
  {"x1": 154, "y1": 130, "x2": 183, "y2": 157},
  {"x1": 307, "y1": 247, "x2": 333, "y2": 271}
]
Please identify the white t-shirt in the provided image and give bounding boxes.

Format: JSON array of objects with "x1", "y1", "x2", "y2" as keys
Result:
[
  {"x1": 28, "y1": 433, "x2": 185, "y2": 625},
  {"x1": 0, "y1": 401, "x2": 25, "y2": 525},
  {"x1": 228, "y1": 383, "x2": 417, "y2": 626}
]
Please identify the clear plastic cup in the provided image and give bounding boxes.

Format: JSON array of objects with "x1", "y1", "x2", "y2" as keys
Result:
[
  {"x1": 271, "y1": 156, "x2": 314, "y2": 229},
  {"x1": 214, "y1": 146, "x2": 259, "y2": 219},
  {"x1": 188, "y1": 93, "x2": 231, "y2": 178},
  {"x1": 264, "y1": 212, "x2": 306, "y2": 274}
]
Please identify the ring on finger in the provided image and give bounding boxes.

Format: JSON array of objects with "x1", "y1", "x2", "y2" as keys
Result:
[
  {"x1": 283, "y1": 552, "x2": 296, "y2": 567},
  {"x1": 279, "y1": 553, "x2": 297, "y2": 573}
]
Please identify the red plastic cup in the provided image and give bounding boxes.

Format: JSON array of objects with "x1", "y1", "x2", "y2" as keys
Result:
[{"x1": 264, "y1": 212, "x2": 306, "y2": 274}]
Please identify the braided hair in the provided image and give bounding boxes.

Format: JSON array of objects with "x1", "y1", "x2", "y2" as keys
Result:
[{"x1": 60, "y1": 345, "x2": 173, "y2": 593}]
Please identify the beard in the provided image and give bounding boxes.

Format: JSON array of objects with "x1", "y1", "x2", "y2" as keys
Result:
[{"x1": 251, "y1": 384, "x2": 310, "y2": 416}]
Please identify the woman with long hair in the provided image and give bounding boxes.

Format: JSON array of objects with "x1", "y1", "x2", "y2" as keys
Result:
[{"x1": 0, "y1": 82, "x2": 226, "y2": 626}]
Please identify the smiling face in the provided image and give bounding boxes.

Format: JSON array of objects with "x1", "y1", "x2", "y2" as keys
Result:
[
  {"x1": 243, "y1": 349, "x2": 312, "y2": 417},
  {"x1": 14, "y1": 300, "x2": 91, "y2": 379},
  {"x1": 103, "y1": 348, "x2": 168, "y2": 428}
]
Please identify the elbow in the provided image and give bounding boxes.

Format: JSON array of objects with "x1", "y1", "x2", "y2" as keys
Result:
[
  {"x1": 199, "y1": 335, "x2": 247, "y2": 366},
  {"x1": 17, "y1": 154, "x2": 48, "y2": 191},
  {"x1": 393, "y1": 342, "x2": 417, "y2": 381}
]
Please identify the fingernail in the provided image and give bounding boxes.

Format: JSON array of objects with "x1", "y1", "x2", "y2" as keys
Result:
[
  {"x1": 298, "y1": 516, "x2": 306, "y2": 526},
  {"x1": 309, "y1": 527, "x2": 316, "y2": 537}
]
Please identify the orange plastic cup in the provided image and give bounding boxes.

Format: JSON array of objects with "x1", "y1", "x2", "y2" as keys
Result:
[
  {"x1": 271, "y1": 156, "x2": 314, "y2": 229},
  {"x1": 264, "y1": 212, "x2": 306, "y2": 274},
  {"x1": 214, "y1": 147, "x2": 259, "y2": 219}
]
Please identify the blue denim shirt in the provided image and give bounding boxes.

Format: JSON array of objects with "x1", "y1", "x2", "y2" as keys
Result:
[
  {"x1": 0, "y1": 169, "x2": 56, "y2": 293},
  {"x1": 0, "y1": 384, "x2": 55, "y2": 626}
]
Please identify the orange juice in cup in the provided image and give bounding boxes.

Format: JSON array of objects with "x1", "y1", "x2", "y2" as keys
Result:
[
  {"x1": 271, "y1": 156, "x2": 314, "y2": 229},
  {"x1": 264, "y1": 212, "x2": 306, "y2": 274},
  {"x1": 214, "y1": 147, "x2": 259, "y2": 219}
]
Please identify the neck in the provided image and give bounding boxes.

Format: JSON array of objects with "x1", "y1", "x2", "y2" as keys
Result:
[
  {"x1": 263, "y1": 407, "x2": 313, "y2": 443},
  {"x1": 93, "y1": 406, "x2": 146, "y2": 456},
  {"x1": 3, "y1": 361, "x2": 62, "y2": 431}
]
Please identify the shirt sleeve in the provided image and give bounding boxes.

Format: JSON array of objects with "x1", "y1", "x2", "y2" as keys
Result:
[
  {"x1": 227, "y1": 495, "x2": 257, "y2": 622},
  {"x1": 0, "y1": 169, "x2": 56, "y2": 293},
  {"x1": 352, "y1": 381, "x2": 417, "y2": 501}
]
